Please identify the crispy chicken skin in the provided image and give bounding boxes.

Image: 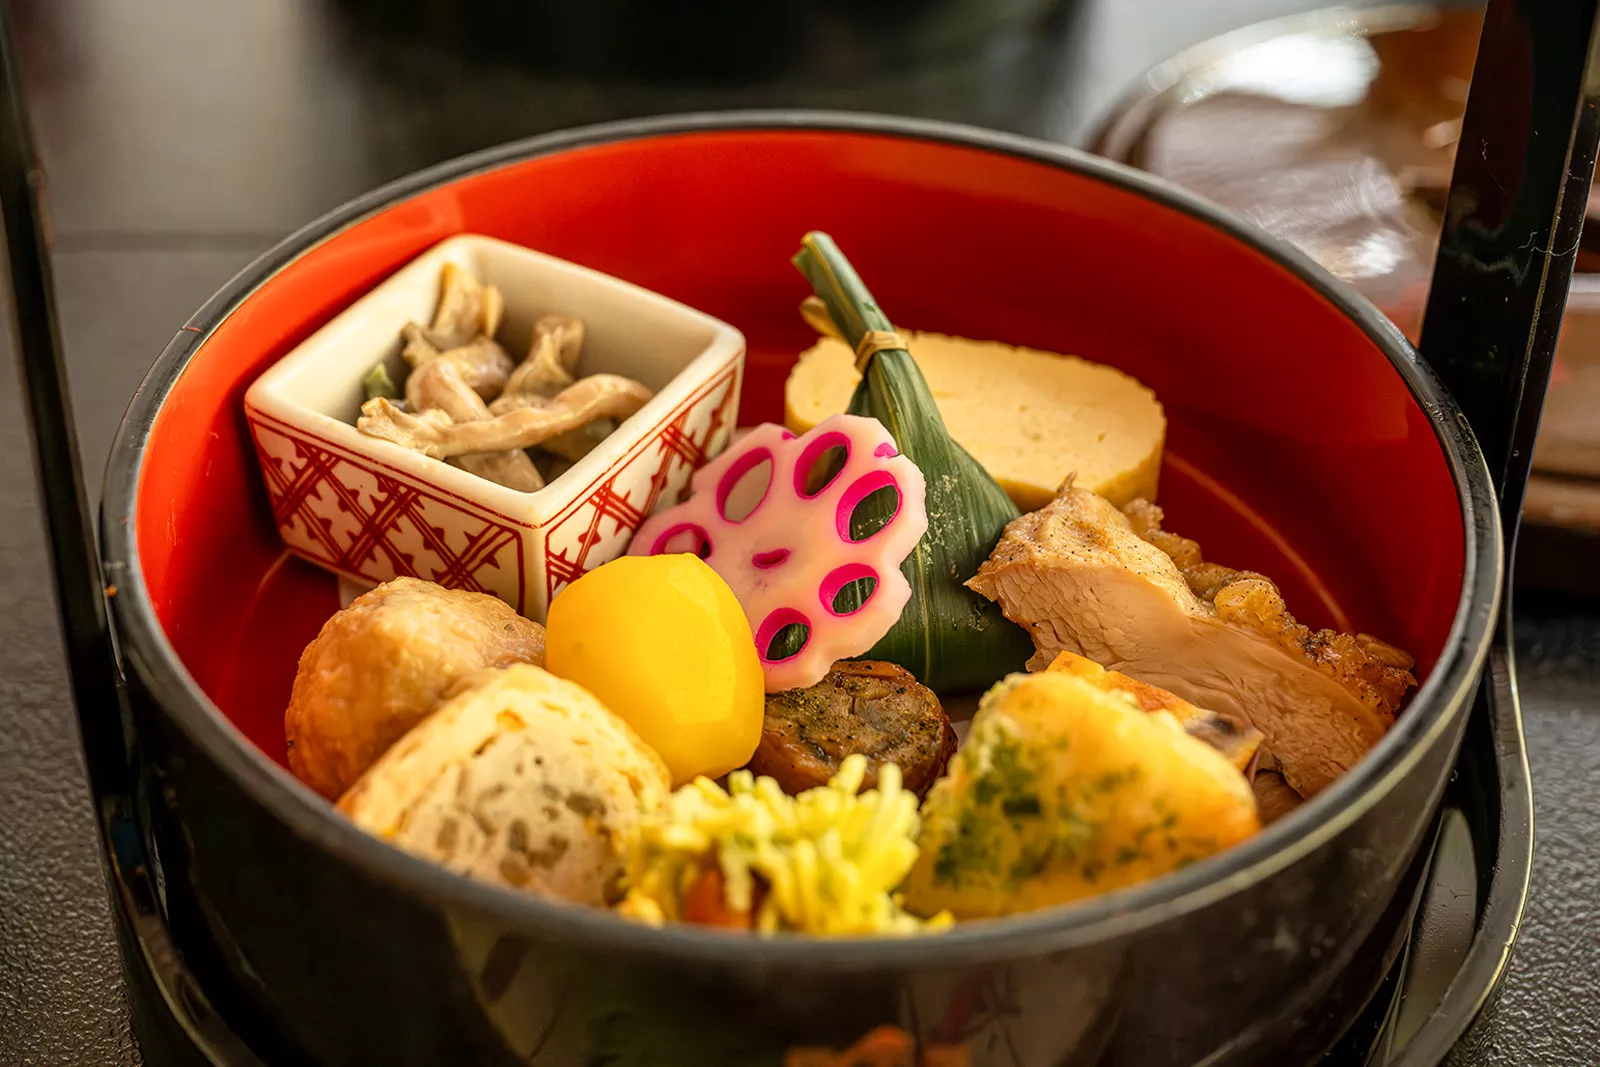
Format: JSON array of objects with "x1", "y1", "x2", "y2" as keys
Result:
[
  {"x1": 285, "y1": 578, "x2": 546, "y2": 799},
  {"x1": 750, "y1": 660, "x2": 957, "y2": 797},
  {"x1": 1122, "y1": 499, "x2": 1416, "y2": 712},
  {"x1": 966, "y1": 486, "x2": 1416, "y2": 798}
]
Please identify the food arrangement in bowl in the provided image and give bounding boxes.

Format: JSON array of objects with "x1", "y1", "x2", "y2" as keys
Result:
[
  {"x1": 103, "y1": 119, "x2": 1494, "y2": 1066},
  {"x1": 268, "y1": 227, "x2": 1421, "y2": 938}
]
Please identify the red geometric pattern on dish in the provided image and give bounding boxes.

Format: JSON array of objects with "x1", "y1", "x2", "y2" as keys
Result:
[
  {"x1": 247, "y1": 414, "x2": 526, "y2": 612},
  {"x1": 543, "y1": 362, "x2": 740, "y2": 603}
]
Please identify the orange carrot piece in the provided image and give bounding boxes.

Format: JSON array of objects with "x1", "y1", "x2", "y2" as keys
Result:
[
  {"x1": 680, "y1": 867, "x2": 751, "y2": 929},
  {"x1": 919, "y1": 1045, "x2": 972, "y2": 1067},
  {"x1": 839, "y1": 1025, "x2": 916, "y2": 1067}
]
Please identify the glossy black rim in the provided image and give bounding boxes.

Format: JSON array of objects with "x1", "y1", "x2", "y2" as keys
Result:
[
  {"x1": 98, "y1": 110, "x2": 1503, "y2": 969},
  {"x1": 1388, "y1": 634, "x2": 1531, "y2": 1065}
]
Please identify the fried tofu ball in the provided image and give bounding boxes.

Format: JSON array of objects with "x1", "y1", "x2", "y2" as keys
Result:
[{"x1": 285, "y1": 578, "x2": 546, "y2": 799}]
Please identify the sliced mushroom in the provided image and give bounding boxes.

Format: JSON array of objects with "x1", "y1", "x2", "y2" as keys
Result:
[
  {"x1": 487, "y1": 391, "x2": 543, "y2": 417},
  {"x1": 401, "y1": 360, "x2": 544, "y2": 492},
  {"x1": 541, "y1": 419, "x2": 619, "y2": 463},
  {"x1": 504, "y1": 314, "x2": 586, "y2": 398},
  {"x1": 400, "y1": 327, "x2": 514, "y2": 401},
  {"x1": 419, "y1": 261, "x2": 504, "y2": 350},
  {"x1": 361, "y1": 374, "x2": 653, "y2": 459},
  {"x1": 488, "y1": 391, "x2": 618, "y2": 464},
  {"x1": 494, "y1": 316, "x2": 627, "y2": 463},
  {"x1": 533, "y1": 452, "x2": 576, "y2": 484}
]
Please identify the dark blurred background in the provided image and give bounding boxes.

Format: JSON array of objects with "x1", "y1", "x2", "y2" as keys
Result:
[{"x1": 1, "y1": 1, "x2": 1595, "y2": 1064}]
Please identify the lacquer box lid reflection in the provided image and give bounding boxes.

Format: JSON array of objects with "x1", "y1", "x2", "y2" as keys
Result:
[{"x1": 1090, "y1": 4, "x2": 1600, "y2": 541}]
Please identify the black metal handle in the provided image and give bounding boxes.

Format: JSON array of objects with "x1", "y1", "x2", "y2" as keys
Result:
[
  {"x1": 1419, "y1": 0, "x2": 1600, "y2": 544},
  {"x1": 0, "y1": 7, "x2": 265, "y2": 1066},
  {"x1": 0, "y1": 0, "x2": 127, "y2": 789},
  {"x1": 1401, "y1": 4, "x2": 1596, "y2": 1060},
  {"x1": 1388, "y1": 644, "x2": 1532, "y2": 1067}
]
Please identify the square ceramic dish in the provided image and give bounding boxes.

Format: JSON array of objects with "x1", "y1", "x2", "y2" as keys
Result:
[{"x1": 243, "y1": 234, "x2": 745, "y2": 621}]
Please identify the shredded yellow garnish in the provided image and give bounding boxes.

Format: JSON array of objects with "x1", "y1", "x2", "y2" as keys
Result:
[{"x1": 617, "y1": 755, "x2": 951, "y2": 936}]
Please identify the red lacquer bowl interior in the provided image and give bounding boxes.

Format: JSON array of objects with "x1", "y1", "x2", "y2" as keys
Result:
[{"x1": 133, "y1": 129, "x2": 1465, "y2": 766}]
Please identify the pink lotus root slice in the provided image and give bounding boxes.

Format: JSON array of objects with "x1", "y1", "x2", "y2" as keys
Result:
[{"x1": 628, "y1": 414, "x2": 927, "y2": 692}]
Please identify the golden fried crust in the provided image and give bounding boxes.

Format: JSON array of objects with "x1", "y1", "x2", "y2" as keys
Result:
[
  {"x1": 285, "y1": 578, "x2": 546, "y2": 799},
  {"x1": 904, "y1": 671, "x2": 1260, "y2": 919},
  {"x1": 1044, "y1": 650, "x2": 1262, "y2": 773},
  {"x1": 338, "y1": 664, "x2": 669, "y2": 905},
  {"x1": 1121, "y1": 500, "x2": 1416, "y2": 721}
]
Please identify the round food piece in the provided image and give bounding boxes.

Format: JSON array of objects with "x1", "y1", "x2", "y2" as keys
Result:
[
  {"x1": 902, "y1": 671, "x2": 1261, "y2": 920},
  {"x1": 750, "y1": 660, "x2": 957, "y2": 797},
  {"x1": 338, "y1": 664, "x2": 670, "y2": 905},
  {"x1": 786, "y1": 330, "x2": 1166, "y2": 510},
  {"x1": 544, "y1": 554, "x2": 763, "y2": 787},
  {"x1": 286, "y1": 577, "x2": 546, "y2": 799}
]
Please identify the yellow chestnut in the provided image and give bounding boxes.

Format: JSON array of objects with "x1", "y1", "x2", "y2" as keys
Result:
[{"x1": 544, "y1": 554, "x2": 764, "y2": 786}]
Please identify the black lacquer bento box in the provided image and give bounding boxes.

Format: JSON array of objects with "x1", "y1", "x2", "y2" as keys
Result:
[{"x1": 72, "y1": 107, "x2": 1544, "y2": 1067}]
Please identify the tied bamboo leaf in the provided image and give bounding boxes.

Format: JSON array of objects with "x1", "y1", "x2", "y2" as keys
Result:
[{"x1": 791, "y1": 232, "x2": 1033, "y2": 694}]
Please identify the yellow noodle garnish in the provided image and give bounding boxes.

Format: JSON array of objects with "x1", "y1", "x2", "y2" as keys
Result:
[{"x1": 616, "y1": 755, "x2": 950, "y2": 936}]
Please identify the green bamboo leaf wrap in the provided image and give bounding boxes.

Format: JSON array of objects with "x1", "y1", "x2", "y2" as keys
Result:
[{"x1": 792, "y1": 232, "x2": 1033, "y2": 694}]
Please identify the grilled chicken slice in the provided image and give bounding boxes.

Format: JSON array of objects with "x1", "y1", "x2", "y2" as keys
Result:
[
  {"x1": 966, "y1": 486, "x2": 1417, "y2": 798},
  {"x1": 1251, "y1": 769, "x2": 1305, "y2": 825},
  {"x1": 1043, "y1": 650, "x2": 1262, "y2": 773},
  {"x1": 750, "y1": 660, "x2": 957, "y2": 798}
]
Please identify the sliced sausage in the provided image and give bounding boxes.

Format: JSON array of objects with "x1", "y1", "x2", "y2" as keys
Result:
[{"x1": 751, "y1": 661, "x2": 957, "y2": 798}]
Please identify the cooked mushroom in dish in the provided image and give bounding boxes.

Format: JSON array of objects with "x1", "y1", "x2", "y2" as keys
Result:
[
  {"x1": 353, "y1": 262, "x2": 653, "y2": 491},
  {"x1": 361, "y1": 374, "x2": 652, "y2": 460}
]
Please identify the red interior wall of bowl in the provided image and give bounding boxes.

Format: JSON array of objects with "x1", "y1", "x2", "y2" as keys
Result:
[{"x1": 132, "y1": 130, "x2": 1466, "y2": 763}]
